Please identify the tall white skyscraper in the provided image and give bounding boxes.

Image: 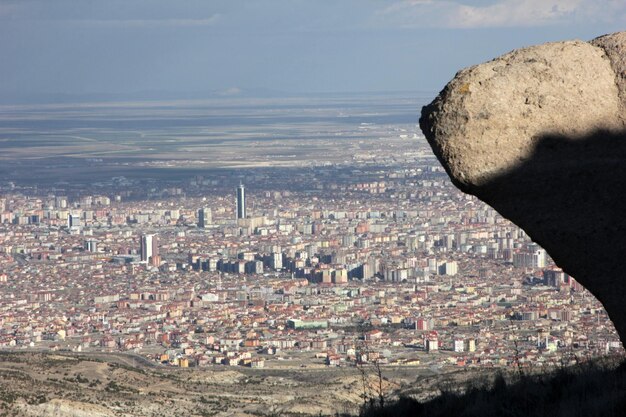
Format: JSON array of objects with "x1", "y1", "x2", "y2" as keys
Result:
[
  {"x1": 236, "y1": 183, "x2": 246, "y2": 219},
  {"x1": 140, "y1": 234, "x2": 158, "y2": 263}
]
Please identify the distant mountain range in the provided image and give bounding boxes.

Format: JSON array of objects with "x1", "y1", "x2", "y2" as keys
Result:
[{"x1": 0, "y1": 88, "x2": 435, "y2": 105}]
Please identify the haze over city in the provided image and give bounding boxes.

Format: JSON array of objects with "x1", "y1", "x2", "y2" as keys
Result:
[{"x1": 0, "y1": 1, "x2": 625, "y2": 416}]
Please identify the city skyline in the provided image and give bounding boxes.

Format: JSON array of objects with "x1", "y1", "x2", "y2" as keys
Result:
[
  {"x1": 1, "y1": 4, "x2": 625, "y2": 408},
  {"x1": 0, "y1": 134, "x2": 620, "y2": 414},
  {"x1": 0, "y1": 86, "x2": 623, "y2": 415}
]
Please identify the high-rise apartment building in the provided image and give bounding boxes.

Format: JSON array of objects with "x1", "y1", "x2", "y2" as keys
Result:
[
  {"x1": 236, "y1": 183, "x2": 246, "y2": 219},
  {"x1": 55, "y1": 196, "x2": 68, "y2": 209},
  {"x1": 513, "y1": 243, "x2": 546, "y2": 269},
  {"x1": 140, "y1": 234, "x2": 158, "y2": 263},
  {"x1": 68, "y1": 212, "x2": 81, "y2": 228},
  {"x1": 269, "y1": 252, "x2": 282, "y2": 270},
  {"x1": 85, "y1": 239, "x2": 98, "y2": 253},
  {"x1": 198, "y1": 207, "x2": 212, "y2": 228}
]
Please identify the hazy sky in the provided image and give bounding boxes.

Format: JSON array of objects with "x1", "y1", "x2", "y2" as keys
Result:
[{"x1": 1, "y1": 0, "x2": 624, "y2": 98}]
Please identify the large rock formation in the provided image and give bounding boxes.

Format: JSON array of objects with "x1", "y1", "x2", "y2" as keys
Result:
[{"x1": 420, "y1": 32, "x2": 626, "y2": 346}]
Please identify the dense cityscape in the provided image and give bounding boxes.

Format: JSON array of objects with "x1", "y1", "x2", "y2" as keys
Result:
[
  {"x1": 1, "y1": 137, "x2": 622, "y2": 376},
  {"x1": 3, "y1": 1, "x2": 626, "y2": 414}
]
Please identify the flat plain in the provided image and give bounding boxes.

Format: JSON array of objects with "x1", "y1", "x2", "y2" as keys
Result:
[{"x1": 0, "y1": 93, "x2": 429, "y2": 184}]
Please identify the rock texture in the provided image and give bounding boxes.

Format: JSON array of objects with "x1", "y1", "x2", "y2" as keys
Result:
[
  {"x1": 592, "y1": 32, "x2": 626, "y2": 111},
  {"x1": 17, "y1": 399, "x2": 116, "y2": 417},
  {"x1": 420, "y1": 32, "x2": 626, "y2": 346}
]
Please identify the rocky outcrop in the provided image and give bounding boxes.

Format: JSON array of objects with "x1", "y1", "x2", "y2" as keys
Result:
[
  {"x1": 420, "y1": 32, "x2": 626, "y2": 346},
  {"x1": 592, "y1": 32, "x2": 626, "y2": 111}
]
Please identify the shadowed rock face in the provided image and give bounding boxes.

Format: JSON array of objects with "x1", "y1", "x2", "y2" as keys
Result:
[{"x1": 419, "y1": 32, "x2": 626, "y2": 346}]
